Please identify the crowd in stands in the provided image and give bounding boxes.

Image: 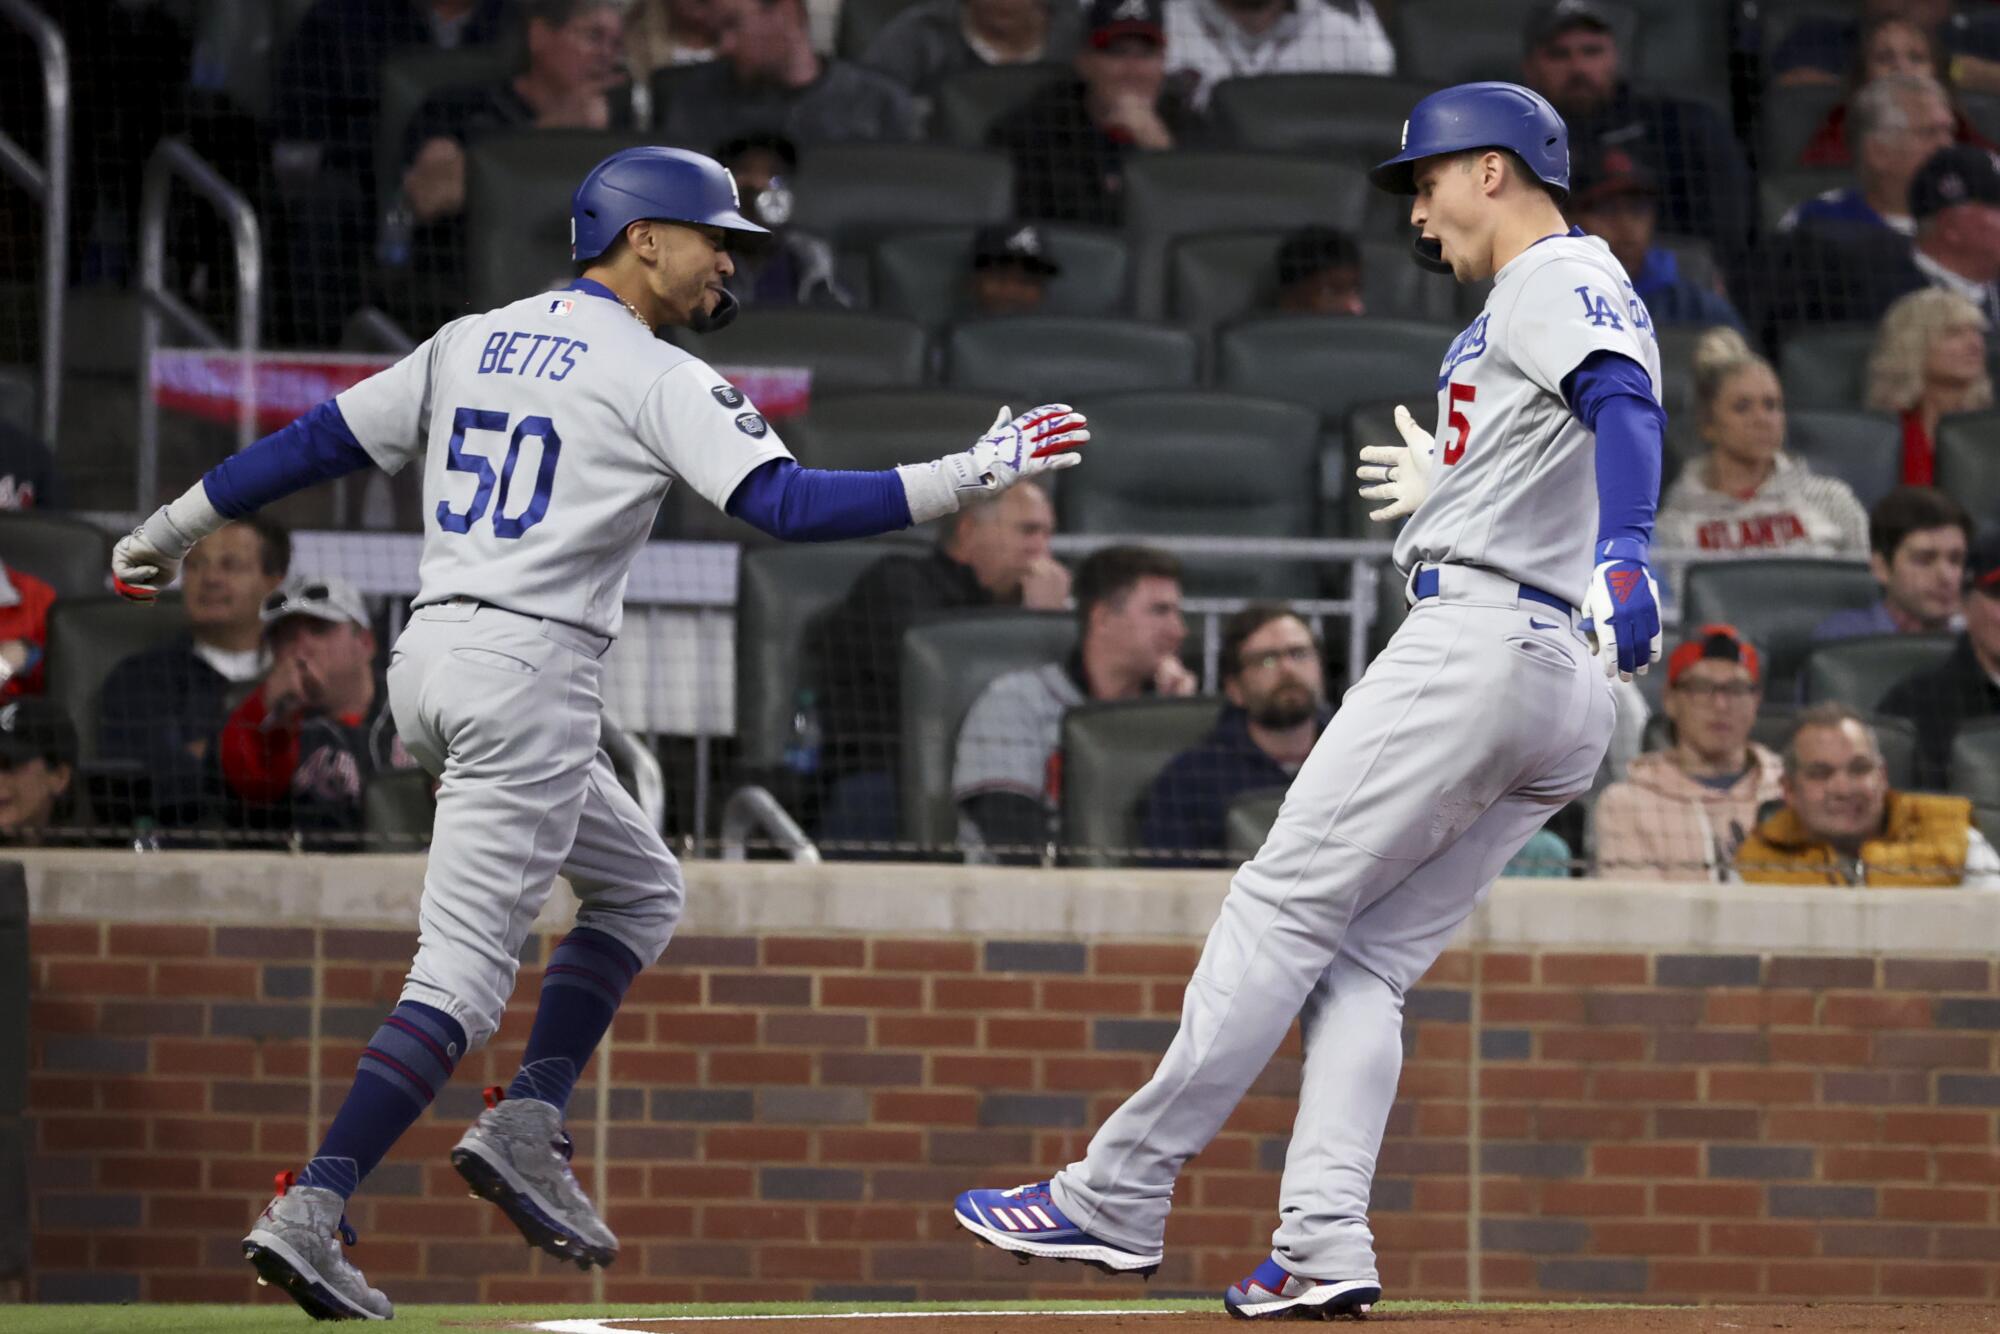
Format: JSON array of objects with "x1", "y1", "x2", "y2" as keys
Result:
[{"x1": 15, "y1": 0, "x2": 2000, "y2": 882}]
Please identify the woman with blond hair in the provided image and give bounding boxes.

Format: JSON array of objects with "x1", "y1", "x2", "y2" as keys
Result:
[
  {"x1": 1865, "y1": 287, "x2": 1992, "y2": 484},
  {"x1": 1656, "y1": 328, "x2": 1869, "y2": 556}
]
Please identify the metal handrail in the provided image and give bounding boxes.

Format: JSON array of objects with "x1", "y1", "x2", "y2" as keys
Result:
[
  {"x1": 0, "y1": 0, "x2": 69, "y2": 445},
  {"x1": 136, "y1": 138, "x2": 263, "y2": 508},
  {"x1": 602, "y1": 714, "x2": 669, "y2": 831},
  {"x1": 719, "y1": 786, "x2": 821, "y2": 863}
]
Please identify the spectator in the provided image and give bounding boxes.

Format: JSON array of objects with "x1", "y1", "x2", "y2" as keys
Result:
[
  {"x1": 98, "y1": 519, "x2": 290, "y2": 828},
  {"x1": 966, "y1": 223, "x2": 1063, "y2": 316},
  {"x1": 1271, "y1": 226, "x2": 1365, "y2": 316},
  {"x1": 0, "y1": 698, "x2": 78, "y2": 846},
  {"x1": 1797, "y1": 15, "x2": 1995, "y2": 167},
  {"x1": 810, "y1": 482, "x2": 1068, "y2": 843},
  {"x1": 714, "y1": 134, "x2": 853, "y2": 309},
  {"x1": 1878, "y1": 527, "x2": 2000, "y2": 790},
  {"x1": 268, "y1": 0, "x2": 508, "y2": 342},
  {"x1": 1568, "y1": 146, "x2": 1743, "y2": 331},
  {"x1": 1138, "y1": 603, "x2": 1328, "y2": 860},
  {"x1": 987, "y1": 0, "x2": 1193, "y2": 227},
  {"x1": 1815, "y1": 485, "x2": 1970, "y2": 641},
  {"x1": 220, "y1": 577, "x2": 417, "y2": 842},
  {"x1": 1593, "y1": 625, "x2": 1782, "y2": 881},
  {"x1": 627, "y1": 0, "x2": 723, "y2": 75},
  {"x1": 1782, "y1": 74, "x2": 1955, "y2": 239},
  {"x1": 1864, "y1": 287, "x2": 1992, "y2": 485},
  {"x1": 1654, "y1": 328, "x2": 1870, "y2": 557},
  {"x1": 952, "y1": 544, "x2": 1194, "y2": 861},
  {"x1": 655, "y1": 0, "x2": 920, "y2": 148},
  {"x1": 0, "y1": 560, "x2": 54, "y2": 701},
  {"x1": 1519, "y1": 0, "x2": 1754, "y2": 264},
  {"x1": 1770, "y1": 0, "x2": 2000, "y2": 90},
  {"x1": 1902, "y1": 146, "x2": 2000, "y2": 323},
  {"x1": 1736, "y1": 702, "x2": 2000, "y2": 887},
  {"x1": 1163, "y1": 0, "x2": 1392, "y2": 114},
  {"x1": 0, "y1": 418, "x2": 59, "y2": 510},
  {"x1": 863, "y1": 0, "x2": 1081, "y2": 105}
]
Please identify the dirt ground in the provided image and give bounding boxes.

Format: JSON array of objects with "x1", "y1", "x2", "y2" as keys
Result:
[{"x1": 587, "y1": 1308, "x2": 2000, "y2": 1334}]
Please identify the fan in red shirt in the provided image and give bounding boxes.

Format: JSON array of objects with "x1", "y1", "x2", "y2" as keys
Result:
[
  {"x1": 220, "y1": 575, "x2": 417, "y2": 841},
  {"x1": 0, "y1": 562, "x2": 56, "y2": 698}
]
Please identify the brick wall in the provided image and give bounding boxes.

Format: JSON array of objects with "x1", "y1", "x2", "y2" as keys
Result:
[{"x1": 24, "y1": 918, "x2": 2000, "y2": 1306}]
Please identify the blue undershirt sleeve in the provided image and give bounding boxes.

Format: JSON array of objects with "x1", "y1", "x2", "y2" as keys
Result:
[
  {"x1": 200, "y1": 399, "x2": 377, "y2": 518},
  {"x1": 1562, "y1": 350, "x2": 1663, "y2": 556},
  {"x1": 724, "y1": 458, "x2": 914, "y2": 542}
]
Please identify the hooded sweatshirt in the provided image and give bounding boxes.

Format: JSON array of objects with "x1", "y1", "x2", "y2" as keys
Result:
[
  {"x1": 1654, "y1": 453, "x2": 1868, "y2": 557},
  {"x1": 1593, "y1": 743, "x2": 1784, "y2": 881}
]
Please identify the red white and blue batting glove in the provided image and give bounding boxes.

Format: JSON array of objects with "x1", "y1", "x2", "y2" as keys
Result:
[{"x1": 1581, "y1": 538, "x2": 1662, "y2": 682}]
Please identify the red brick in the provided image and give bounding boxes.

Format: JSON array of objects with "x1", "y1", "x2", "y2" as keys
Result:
[
  {"x1": 1042, "y1": 1055, "x2": 1148, "y2": 1091},
  {"x1": 1765, "y1": 1108, "x2": 1882, "y2": 1142},
  {"x1": 1415, "y1": 1027, "x2": 1470, "y2": 1061},
  {"x1": 1591, "y1": 1069, "x2": 1698, "y2": 1101},
  {"x1": 1936, "y1": 1151, "x2": 2000, "y2": 1184},
  {"x1": 1199, "y1": 1174, "x2": 1278, "y2": 1209},
  {"x1": 1416, "y1": 1102, "x2": 1470, "y2": 1137},
  {"x1": 1039, "y1": 979, "x2": 1146, "y2": 1013},
  {"x1": 763, "y1": 937, "x2": 866, "y2": 968},
  {"x1": 44, "y1": 961, "x2": 149, "y2": 997},
  {"x1": 873, "y1": 1091, "x2": 979, "y2": 1125},
  {"x1": 31, "y1": 922, "x2": 101, "y2": 955},
  {"x1": 876, "y1": 1015, "x2": 978, "y2": 1047},
  {"x1": 933, "y1": 1054, "x2": 1034, "y2": 1087},
  {"x1": 1149, "y1": 981, "x2": 1187, "y2": 1014},
  {"x1": 1769, "y1": 1261, "x2": 1878, "y2": 1297},
  {"x1": 100, "y1": 1155, "x2": 203, "y2": 1190},
  {"x1": 1652, "y1": 1260, "x2": 1764, "y2": 1297},
  {"x1": 1882, "y1": 1263, "x2": 1990, "y2": 1298},
  {"x1": 1592, "y1": 1144, "x2": 1700, "y2": 1178},
  {"x1": 93, "y1": 1234, "x2": 200, "y2": 1268},
  {"x1": 985, "y1": 1017, "x2": 1086, "y2": 1051},
  {"x1": 1823, "y1": 1148, "x2": 1933, "y2": 1181},
  {"x1": 1705, "y1": 991, "x2": 1817, "y2": 1026},
  {"x1": 1883, "y1": 1111, "x2": 1992, "y2": 1145},
  {"x1": 873, "y1": 940, "x2": 977, "y2": 972},
  {"x1": 1482, "y1": 1067, "x2": 1587, "y2": 1099},
  {"x1": 815, "y1": 1205, "x2": 923, "y2": 1243},
  {"x1": 320, "y1": 966, "x2": 379, "y2": 1003},
  {"x1": 1711, "y1": 1222, "x2": 1816, "y2": 1256},
  {"x1": 649, "y1": 1166, "x2": 755, "y2": 1197},
  {"x1": 1882, "y1": 1187, "x2": 1993, "y2": 1222},
  {"x1": 1653, "y1": 1182, "x2": 1764, "y2": 1217},
  {"x1": 1537, "y1": 1105, "x2": 1645, "y2": 1141},
  {"x1": 932, "y1": 978, "x2": 1034, "y2": 1010},
  {"x1": 613, "y1": 1050, "x2": 699, "y2": 1083},
  {"x1": 1483, "y1": 990, "x2": 1587, "y2": 1023},
  {"x1": 1769, "y1": 1031, "x2": 1872, "y2": 1065},
  {"x1": 27, "y1": 1075, "x2": 94, "y2": 1110},
  {"x1": 1539, "y1": 1182, "x2": 1645, "y2": 1217},
  {"x1": 148, "y1": 1195, "x2": 254, "y2": 1229},
  {"x1": 626, "y1": 973, "x2": 702, "y2": 1005},
  {"x1": 759, "y1": 1244, "x2": 865, "y2": 1281},
  {"x1": 705, "y1": 1128, "x2": 808, "y2": 1162},
  {"x1": 101, "y1": 1078, "x2": 206, "y2": 1113},
  {"x1": 1539, "y1": 954, "x2": 1647, "y2": 986},
  {"x1": 1093, "y1": 943, "x2": 1201, "y2": 976},
  {"x1": 703, "y1": 1205, "x2": 808, "y2": 1240},
  {"x1": 1482, "y1": 1105, "x2": 1534, "y2": 1138},
  {"x1": 821, "y1": 976, "x2": 925, "y2": 1009},
  {"x1": 1710, "y1": 1069, "x2": 1815, "y2": 1104},
  {"x1": 1590, "y1": 1221, "x2": 1701, "y2": 1255},
  {"x1": 1823, "y1": 994, "x2": 1932, "y2": 1029},
  {"x1": 707, "y1": 1051, "x2": 811, "y2": 1085},
  {"x1": 154, "y1": 961, "x2": 259, "y2": 998},
  {"x1": 1395, "y1": 1063, "x2": 1467, "y2": 1098},
  {"x1": 1539, "y1": 1029, "x2": 1645, "y2": 1061},
  {"x1": 107, "y1": 924, "x2": 210, "y2": 957},
  {"x1": 819, "y1": 1129, "x2": 923, "y2": 1162},
  {"x1": 29, "y1": 999, "x2": 98, "y2": 1034},
  {"x1": 1479, "y1": 952, "x2": 1533, "y2": 984},
  {"x1": 1415, "y1": 1180, "x2": 1471, "y2": 1213}
]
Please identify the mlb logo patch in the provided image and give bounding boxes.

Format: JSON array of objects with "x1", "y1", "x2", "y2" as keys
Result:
[{"x1": 549, "y1": 297, "x2": 575, "y2": 317}]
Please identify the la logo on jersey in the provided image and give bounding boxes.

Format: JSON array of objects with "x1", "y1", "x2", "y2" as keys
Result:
[{"x1": 549, "y1": 297, "x2": 575, "y2": 318}]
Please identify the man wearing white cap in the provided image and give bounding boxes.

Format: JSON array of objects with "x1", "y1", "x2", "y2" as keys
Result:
[{"x1": 219, "y1": 575, "x2": 417, "y2": 841}]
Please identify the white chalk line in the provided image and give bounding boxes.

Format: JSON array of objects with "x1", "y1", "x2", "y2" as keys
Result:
[{"x1": 530, "y1": 1309, "x2": 1201, "y2": 1332}]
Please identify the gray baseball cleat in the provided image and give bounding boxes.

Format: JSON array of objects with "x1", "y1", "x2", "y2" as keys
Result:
[
  {"x1": 242, "y1": 1175, "x2": 393, "y2": 1321},
  {"x1": 451, "y1": 1086, "x2": 618, "y2": 1270}
]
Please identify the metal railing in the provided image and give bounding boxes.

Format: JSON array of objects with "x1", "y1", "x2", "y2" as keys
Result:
[
  {"x1": 0, "y1": 0, "x2": 69, "y2": 445},
  {"x1": 136, "y1": 138, "x2": 263, "y2": 509},
  {"x1": 720, "y1": 786, "x2": 821, "y2": 863}
]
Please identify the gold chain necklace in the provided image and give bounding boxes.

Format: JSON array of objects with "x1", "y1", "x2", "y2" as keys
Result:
[{"x1": 614, "y1": 294, "x2": 651, "y2": 329}]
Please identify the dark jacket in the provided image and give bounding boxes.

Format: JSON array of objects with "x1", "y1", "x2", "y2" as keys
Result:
[
  {"x1": 1877, "y1": 635, "x2": 2000, "y2": 792},
  {"x1": 987, "y1": 78, "x2": 1194, "y2": 226},
  {"x1": 654, "y1": 59, "x2": 919, "y2": 148},
  {"x1": 863, "y1": 0, "x2": 1081, "y2": 100},
  {"x1": 1564, "y1": 82, "x2": 1756, "y2": 264},
  {"x1": 1138, "y1": 706, "x2": 1323, "y2": 862},
  {"x1": 97, "y1": 636, "x2": 255, "y2": 826}
]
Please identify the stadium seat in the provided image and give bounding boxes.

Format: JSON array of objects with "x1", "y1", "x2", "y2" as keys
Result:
[
  {"x1": 1344, "y1": 400, "x2": 1434, "y2": 537},
  {"x1": 943, "y1": 317, "x2": 1200, "y2": 400},
  {"x1": 1122, "y1": 153, "x2": 1370, "y2": 319},
  {"x1": 1961, "y1": 92, "x2": 2000, "y2": 147},
  {"x1": 376, "y1": 40, "x2": 522, "y2": 205},
  {"x1": 737, "y1": 543, "x2": 908, "y2": 774},
  {"x1": 1652, "y1": 324, "x2": 1706, "y2": 464},
  {"x1": 46, "y1": 594, "x2": 190, "y2": 763},
  {"x1": 900, "y1": 611, "x2": 1075, "y2": 848},
  {"x1": 1763, "y1": 168, "x2": 1854, "y2": 233},
  {"x1": 1393, "y1": 0, "x2": 1637, "y2": 88},
  {"x1": 1225, "y1": 787, "x2": 1288, "y2": 858},
  {"x1": 837, "y1": 0, "x2": 926, "y2": 59},
  {"x1": 1618, "y1": 0, "x2": 1732, "y2": 110},
  {"x1": 792, "y1": 144, "x2": 1014, "y2": 247},
  {"x1": 191, "y1": 0, "x2": 320, "y2": 118},
  {"x1": 1949, "y1": 719, "x2": 2000, "y2": 806},
  {"x1": 1208, "y1": 74, "x2": 1440, "y2": 160},
  {"x1": 1217, "y1": 316, "x2": 1452, "y2": 424},
  {"x1": 680, "y1": 310, "x2": 930, "y2": 393},
  {"x1": 1748, "y1": 703, "x2": 1799, "y2": 757},
  {"x1": 1758, "y1": 84, "x2": 1846, "y2": 174},
  {"x1": 1872, "y1": 714, "x2": 1921, "y2": 792},
  {"x1": 1799, "y1": 634, "x2": 1954, "y2": 713},
  {"x1": 787, "y1": 389, "x2": 1008, "y2": 474},
  {"x1": 1060, "y1": 391, "x2": 1322, "y2": 598},
  {"x1": 1680, "y1": 559, "x2": 1883, "y2": 700},
  {"x1": 464, "y1": 129, "x2": 653, "y2": 310},
  {"x1": 870, "y1": 225, "x2": 1129, "y2": 328},
  {"x1": 1778, "y1": 327, "x2": 1878, "y2": 413},
  {"x1": 1060, "y1": 697, "x2": 1226, "y2": 867},
  {"x1": 0, "y1": 513, "x2": 109, "y2": 599},
  {"x1": 1784, "y1": 410, "x2": 1902, "y2": 510},
  {"x1": 1934, "y1": 410, "x2": 2000, "y2": 520},
  {"x1": 932, "y1": 63, "x2": 1068, "y2": 148},
  {"x1": 1169, "y1": 233, "x2": 1457, "y2": 332},
  {"x1": 363, "y1": 768, "x2": 436, "y2": 848}
]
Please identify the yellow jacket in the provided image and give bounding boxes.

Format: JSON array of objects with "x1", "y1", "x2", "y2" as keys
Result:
[{"x1": 1734, "y1": 792, "x2": 1974, "y2": 887}]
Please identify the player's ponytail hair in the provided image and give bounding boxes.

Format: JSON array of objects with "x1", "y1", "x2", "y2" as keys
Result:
[{"x1": 1690, "y1": 326, "x2": 1776, "y2": 427}]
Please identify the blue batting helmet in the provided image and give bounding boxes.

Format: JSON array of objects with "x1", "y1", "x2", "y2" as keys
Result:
[
  {"x1": 570, "y1": 146, "x2": 768, "y2": 262},
  {"x1": 1369, "y1": 81, "x2": 1570, "y2": 200}
]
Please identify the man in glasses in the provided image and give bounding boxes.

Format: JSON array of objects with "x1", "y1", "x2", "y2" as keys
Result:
[
  {"x1": 1593, "y1": 624, "x2": 1782, "y2": 880},
  {"x1": 1137, "y1": 603, "x2": 1328, "y2": 862},
  {"x1": 1736, "y1": 702, "x2": 2000, "y2": 888},
  {"x1": 218, "y1": 576, "x2": 419, "y2": 844}
]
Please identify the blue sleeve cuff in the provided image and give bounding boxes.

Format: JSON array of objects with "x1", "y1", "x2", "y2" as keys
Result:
[
  {"x1": 724, "y1": 458, "x2": 914, "y2": 541},
  {"x1": 1563, "y1": 351, "x2": 1663, "y2": 558},
  {"x1": 202, "y1": 399, "x2": 376, "y2": 517}
]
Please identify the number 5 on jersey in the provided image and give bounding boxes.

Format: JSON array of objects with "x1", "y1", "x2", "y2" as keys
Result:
[
  {"x1": 1443, "y1": 382, "x2": 1475, "y2": 465},
  {"x1": 438, "y1": 406, "x2": 561, "y2": 538}
]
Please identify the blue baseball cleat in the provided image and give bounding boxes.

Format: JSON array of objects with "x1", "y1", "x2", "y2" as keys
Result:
[
  {"x1": 952, "y1": 1181, "x2": 1162, "y2": 1277},
  {"x1": 1225, "y1": 1257, "x2": 1381, "y2": 1320}
]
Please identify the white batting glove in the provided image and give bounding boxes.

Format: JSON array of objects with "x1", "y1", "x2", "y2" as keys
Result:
[
  {"x1": 111, "y1": 506, "x2": 199, "y2": 603},
  {"x1": 1354, "y1": 405, "x2": 1435, "y2": 523},
  {"x1": 897, "y1": 404, "x2": 1090, "y2": 524}
]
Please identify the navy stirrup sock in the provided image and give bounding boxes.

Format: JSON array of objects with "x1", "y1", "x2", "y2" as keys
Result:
[
  {"x1": 506, "y1": 927, "x2": 642, "y2": 1113},
  {"x1": 296, "y1": 1000, "x2": 466, "y2": 1199}
]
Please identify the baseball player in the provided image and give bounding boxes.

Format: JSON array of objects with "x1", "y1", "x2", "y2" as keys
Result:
[
  {"x1": 109, "y1": 146, "x2": 1088, "y2": 1322},
  {"x1": 953, "y1": 82, "x2": 1664, "y2": 1319}
]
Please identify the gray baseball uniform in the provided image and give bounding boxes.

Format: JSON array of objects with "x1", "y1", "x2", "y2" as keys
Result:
[
  {"x1": 1048, "y1": 233, "x2": 1655, "y2": 1280},
  {"x1": 334, "y1": 287, "x2": 791, "y2": 1048}
]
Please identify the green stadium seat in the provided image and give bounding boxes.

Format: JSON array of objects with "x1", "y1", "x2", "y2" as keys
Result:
[
  {"x1": 1225, "y1": 786, "x2": 1288, "y2": 858},
  {"x1": 680, "y1": 310, "x2": 931, "y2": 394},
  {"x1": 792, "y1": 144, "x2": 1014, "y2": 247},
  {"x1": 1934, "y1": 410, "x2": 2000, "y2": 522},
  {"x1": 46, "y1": 594, "x2": 190, "y2": 762},
  {"x1": 1800, "y1": 634, "x2": 1955, "y2": 714},
  {"x1": 1785, "y1": 411, "x2": 1901, "y2": 510},
  {"x1": 870, "y1": 225, "x2": 1129, "y2": 328},
  {"x1": 932, "y1": 64, "x2": 1068, "y2": 147},
  {"x1": 1169, "y1": 232, "x2": 1457, "y2": 333},
  {"x1": 1679, "y1": 559, "x2": 1882, "y2": 700},
  {"x1": 1061, "y1": 697, "x2": 1225, "y2": 867},
  {"x1": 1208, "y1": 74, "x2": 1439, "y2": 160},
  {"x1": 1217, "y1": 316, "x2": 1452, "y2": 424},
  {"x1": 464, "y1": 129, "x2": 653, "y2": 311},
  {"x1": 943, "y1": 317, "x2": 1200, "y2": 400},
  {"x1": 1778, "y1": 326, "x2": 1879, "y2": 413},
  {"x1": 0, "y1": 513, "x2": 110, "y2": 599},
  {"x1": 1949, "y1": 718, "x2": 2000, "y2": 806}
]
